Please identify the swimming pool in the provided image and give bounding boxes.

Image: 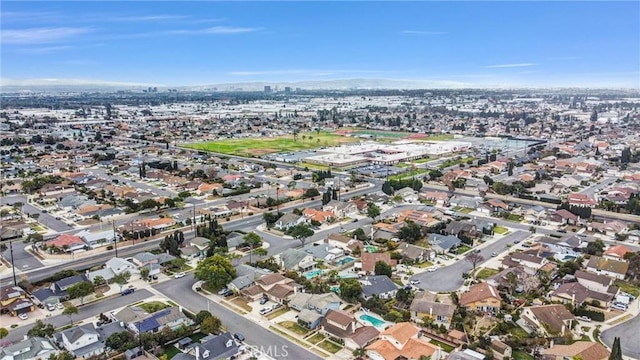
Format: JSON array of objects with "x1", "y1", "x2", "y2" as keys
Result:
[
  {"x1": 336, "y1": 256, "x2": 356, "y2": 266},
  {"x1": 365, "y1": 246, "x2": 378, "y2": 253},
  {"x1": 330, "y1": 285, "x2": 341, "y2": 293},
  {"x1": 304, "y1": 269, "x2": 323, "y2": 279},
  {"x1": 360, "y1": 314, "x2": 385, "y2": 327},
  {"x1": 340, "y1": 273, "x2": 359, "y2": 279}
]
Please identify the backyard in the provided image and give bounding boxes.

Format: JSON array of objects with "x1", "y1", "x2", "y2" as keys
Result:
[{"x1": 184, "y1": 131, "x2": 357, "y2": 157}]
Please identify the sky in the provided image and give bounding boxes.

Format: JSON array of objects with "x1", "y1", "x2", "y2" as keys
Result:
[{"x1": 1, "y1": 1, "x2": 639, "y2": 88}]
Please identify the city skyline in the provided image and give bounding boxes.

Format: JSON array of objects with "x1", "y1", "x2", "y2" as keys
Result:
[{"x1": 1, "y1": 1, "x2": 639, "y2": 89}]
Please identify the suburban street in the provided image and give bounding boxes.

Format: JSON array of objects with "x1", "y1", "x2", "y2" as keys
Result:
[
  {"x1": 601, "y1": 312, "x2": 640, "y2": 359},
  {"x1": 1, "y1": 239, "x2": 44, "y2": 272},
  {"x1": 410, "y1": 230, "x2": 532, "y2": 292},
  {"x1": 1, "y1": 194, "x2": 71, "y2": 232},
  {"x1": 154, "y1": 275, "x2": 322, "y2": 360},
  {"x1": 3, "y1": 289, "x2": 153, "y2": 344}
]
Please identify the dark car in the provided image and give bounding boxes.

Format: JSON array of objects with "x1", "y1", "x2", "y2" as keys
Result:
[
  {"x1": 234, "y1": 333, "x2": 245, "y2": 342},
  {"x1": 259, "y1": 297, "x2": 269, "y2": 305},
  {"x1": 121, "y1": 288, "x2": 135, "y2": 296}
]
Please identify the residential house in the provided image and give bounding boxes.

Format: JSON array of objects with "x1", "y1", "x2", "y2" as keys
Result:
[
  {"x1": 106, "y1": 257, "x2": 139, "y2": 276},
  {"x1": 429, "y1": 234, "x2": 461, "y2": 254},
  {"x1": 298, "y1": 308, "x2": 325, "y2": 330},
  {"x1": 289, "y1": 292, "x2": 342, "y2": 315},
  {"x1": 490, "y1": 339, "x2": 512, "y2": 360},
  {"x1": 360, "y1": 252, "x2": 397, "y2": 273},
  {"x1": 225, "y1": 232, "x2": 245, "y2": 252},
  {"x1": 547, "y1": 209, "x2": 579, "y2": 225},
  {"x1": 586, "y1": 256, "x2": 629, "y2": 280},
  {"x1": 301, "y1": 243, "x2": 345, "y2": 264},
  {"x1": 320, "y1": 310, "x2": 380, "y2": 350},
  {"x1": 420, "y1": 190, "x2": 450, "y2": 206},
  {"x1": 265, "y1": 283, "x2": 296, "y2": 304},
  {"x1": 45, "y1": 233, "x2": 87, "y2": 252},
  {"x1": 275, "y1": 248, "x2": 316, "y2": 271},
  {"x1": 409, "y1": 291, "x2": 456, "y2": 327},
  {"x1": 485, "y1": 199, "x2": 509, "y2": 213},
  {"x1": 445, "y1": 221, "x2": 477, "y2": 239},
  {"x1": 74, "y1": 229, "x2": 115, "y2": 248},
  {"x1": 187, "y1": 332, "x2": 239, "y2": 360},
  {"x1": 54, "y1": 323, "x2": 103, "y2": 358},
  {"x1": 130, "y1": 307, "x2": 194, "y2": 334},
  {"x1": 521, "y1": 304, "x2": 575, "y2": 336},
  {"x1": 505, "y1": 253, "x2": 547, "y2": 274},
  {"x1": 394, "y1": 187, "x2": 419, "y2": 203},
  {"x1": 366, "y1": 322, "x2": 441, "y2": 360},
  {"x1": 550, "y1": 282, "x2": 613, "y2": 307},
  {"x1": 0, "y1": 337, "x2": 58, "y2": 360},
  {"x1": 537, "y1": 236, "x2": 582, "y2": 261},
  {"x1": 458, "y1": 283, "x2": 501, "y2": 313},
  {"x1": 0, "y1": 286, "x2": 35, "y2": 317},
  {"x1": 360, "y1": 275, "x2": 398, "y2": 300},
  {"x1": 303, "y1": 208, "x2": 336, "y2": 224},
  {"x1": 541, "y1": 341, "x2": 610, "y2": 360},
  {"x1": 448, "y1": 196, "x2": 483, "y2": 211},
  {"x1": 568, "y1": 193, "x2": 597, "y2": 208},
  {"x1": 574, "y1": 271, "x2": 617, "y2": 294},
  {"x1": 524, "y1": 205, "x2": 546, "y2": 223},
  {"x1": 228, "y1": 264, "x2": 271, "y2": 292},
  {"x1": 588, "y1": 220, "x2": 628, "y2": 236},
  {"x1": 274, "y1": 213, "x2": 306, "y2": 230},
  {"x1": 323, "y1": 200, "x2": 358, "y2": 218},
  {"x1": 446, "y1": 349, "x2": 486, "y2": 360},
  {"x1": 603, "y1": 244, "x2": 632, "y2": 260},
  {"x1": 398, "y1": 243, "x2": 430, "y2": 263}
]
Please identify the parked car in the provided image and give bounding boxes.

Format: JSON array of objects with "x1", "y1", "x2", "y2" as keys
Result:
[
  {"x1": 611, "y1": 303, "x2": 627, "y2": 311},
  {"x1": 410, "y1": 279, "x2": 420, "y2": 285},
  {"x1": 259, "y1": 306, "x2": 272, "y2": 315},
  {"x1": 18, "y1": 313, "x2": 28, "y2": 320},
  {"x1": 234, "y1": 333, "x2": 245, "y2": 342},
  {"x1": 174, "y1": 272, "x2": 185, "y2": 279},
  {"x1": 217, "y1": 288, "x2": 230, "y2": 295},
  {"x1": 491, "y1": 252, "x2": 498, "y2": 257},
  {"x1": 56, "y1": 303, "x2": 64, "y2": 310},
  {"x1": 272, "y1": 303, "x2": 282, "y2": 310},
  {"x1": 259, "y1": 297, "x2": 269, "y2": 305},
  {"x1": 121, "y1": 288, "x2": 135, "y2": 296},
  {"x1": 427, "y1": 266, "x2": 438, "y2": 272},
  {"x1": 46, "y1": 303, "x2": 55, "y2": 312}
]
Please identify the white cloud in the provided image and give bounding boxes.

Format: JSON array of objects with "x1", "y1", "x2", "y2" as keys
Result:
[
  {"x1": 484, "y1": 63, "x2": 537, "y2": 68},
  {"x1": 1, "y1": 27, "x2": 92, "y2": 44},
  {"x1": 230, "y1": 69, "x2": 388, "y2": 76},
  {"x1": 0, "y1": 77, "x2": 158, "y2": 87},
  {"x1": 10, "y1": 45, "x2": 73, "y2": 54},
  {"x1": 111, "y1": 15, "x2": 190, "y2": 22},
  {"x1": 547, "y1": 56, "x2": 581, "y2": 61},
  {"x1": 401, "y1": 30, "x2": 447, "y2": 35}
]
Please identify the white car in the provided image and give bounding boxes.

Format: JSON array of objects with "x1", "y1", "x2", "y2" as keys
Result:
[
  {"x1": 427, "y1": 266, "x2": 438, "y2": 272},
  {"x1": 410, "y1": 279, "x2": 421, "y2": 285},
  {"x1": 18, "y1": 313, "x2": 28, "y2": 320},
  {"x1": 259, "y1": 306, "x2": 272, "y2": 315},
  {"x1": 174, "y1": 272, "x2": 185, "y2": 279}
]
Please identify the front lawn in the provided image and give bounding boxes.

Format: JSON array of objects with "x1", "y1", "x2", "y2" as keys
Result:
[
  {"x1": 266, "y1": 307, "x2": 290, "y2": 320},
  {"x1": 455, "y1": 245, "x2": 472, "y2": 254},
  {"x1": 494, "y1": 225, "x2": 509, "y2": 234},
  {"x1": 317, "y1": 339, "x2": 343, "y2": 354},
  {"x1": 415, "y1": 261, "x2": 435, "y2": 268},
  {"x1": 512, "y1": 350, "x2": 534, "y2": 360},
  {"x1": 162, "y1": 345, "x2": 181, "y2": 359},
  {"x1": 428, "y1": 339, "x2": 455, "y2": 353},
  {"x1": 231, "y1": 298, "x2": 253, "y2": 312},
  {"x1": 307, "y1": 333, "x2": 326, "y2": 345},
  {"x1": 278, "y1": 321, "x2": 309, "y2": 335},
  {"x1": 476, "y1": 268, "x2": 499, "y2": 280},
  {"x1": 137, "y1": 301, "x2": 170, "y2": 313},
  {"x1": 614, "y1": 280, "x2": 640, "y2": 297}
]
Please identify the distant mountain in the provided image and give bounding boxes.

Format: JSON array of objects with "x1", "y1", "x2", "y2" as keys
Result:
[{"x1": 186, "y1": 78, "x2": 474, "y2": 91}]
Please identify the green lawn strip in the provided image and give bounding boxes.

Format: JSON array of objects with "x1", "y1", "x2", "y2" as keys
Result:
[
  {"x1": 458, "y1": 207, "x2": 474, "y2": 214},
  {"x1": 428, "y1": 339, "x2": 455, "y2": 353},
  {"x1": 512, "y1": 350, "x2": 534, "y2": 360},
  {"x1": 455, "y1": 245, "x2": 472, "y2": 255},
  {"x1": 163, "y1": 345, "x2": 181, "y2": 359},
  {"x1": 493, "y1": 225, "x2": 509, "y2": 234},
  {"x1": 608, "y1": 314, "x2": 632, "y2": 325},
  {"x1": 438, "y1": 157, "x2": 475, "y2": 169},
  {"x1": 138, "y1": 301, "x2": 170, "y2": 313},
  {"x1": 317, "y1": 339, "x2": 343, "y2": 354},
  {"x1": 278, "y1": 321, "x2": 309, "y2": 335},
  {"x1": 389, "y1": 169, "x2": 427, "y2": 180},
  {"x1": 307, "y1": 333, "x2": 326, "y2": 345},
  {"x1": 476, "y1": 268, "x2": 499, "y2": 280},
  {"x1": 269, "y1": 326, "x2": 330, "y2": 357},
  {"x1": 614, "y1": 280, "x2": 640, "y2": 297},
  {"x1": 266, "y1": 307, "x2": 290, "y2": 320},
  {"x1": 414, "y1": 261, "x2": 435, "y2": 268}
]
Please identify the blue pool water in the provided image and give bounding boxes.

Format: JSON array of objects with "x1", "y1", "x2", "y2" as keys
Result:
[
  {"x1": 336, "y1": 256, "x2": 356, "y2": 266},
  {"x1": 360, "y1": 314, "x2": 385, "y2": 327},
  {"x1": 304, "y1": 269, "x2": 323, "y2": 279},
  {"x1": 340, "y1": 273, "x2": 359, "y2": 279}
]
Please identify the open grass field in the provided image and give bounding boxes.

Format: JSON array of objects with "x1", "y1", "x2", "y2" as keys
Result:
[{"x1": 184, "y1": 131, "x2": 357, "y2": 157}]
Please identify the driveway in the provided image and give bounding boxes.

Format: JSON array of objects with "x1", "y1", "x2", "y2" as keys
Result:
[{"x1": 410, "y1": 230, "x2": 531, "y2": 292}]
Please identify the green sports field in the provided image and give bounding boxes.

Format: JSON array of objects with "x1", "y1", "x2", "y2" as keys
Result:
[{"x1": 184, "y1": 132, "x2": 358, "y2": 157}]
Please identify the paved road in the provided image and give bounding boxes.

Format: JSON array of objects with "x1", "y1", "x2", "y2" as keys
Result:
[
  {"x1": 154, "y1": 275, "x2": 322, "y2": 360},
  {"x1": 601, "y1": 311, "x2": 640, "y2": 359},
  {"x1": 1, "y1": 240, "x2": 44, "y2": 272},
  {"x1": 1, "y1": 195, "x2": 71, "y2": 232},
  {"x1": 410, "y1": 230, "x2": 532, "y2": 292},
  {"x1": 3, "y1": 289, "x2": 153, "y2": 344},
  {"x1": 580, "y1": 176, "x2": 617, "y2": 198}
]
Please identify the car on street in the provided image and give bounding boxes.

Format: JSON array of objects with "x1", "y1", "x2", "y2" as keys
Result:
[
  {"x1": 410, "y1": 279, "x2": 421, "y2": 284},
  {"x1": 18, "y1": 313, "x2": 28, "y2": 320},
  {"x1": 121, "y1": 288, "x2": 135, "y2": 296},
  {"x1": 234, "y1": 333, "x2": 245, "y2": 342},
  {"x1": 474, "y1": 248, "x2": 481, "y2": 253},
  {"x1": 174, "y1": 272, "x2": 185, "y2": 279},
  {"x1": 427, "y1": 266, "x2": 438, "y2": 272},
  {"x1": 491, "y1": 252, "x2": 498, "y2": 257}
]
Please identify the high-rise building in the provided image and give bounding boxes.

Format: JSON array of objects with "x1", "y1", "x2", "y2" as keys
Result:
[
  {"x1": 284, "y1": 87, "x2": 292, "y2": 93},
  {"x1": 264, "y1": 85, "x2": 272, "y2": 93}
]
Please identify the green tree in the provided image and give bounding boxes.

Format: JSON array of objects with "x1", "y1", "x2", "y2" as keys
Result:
[
  {"x1": 111, "y1": 271, "x2": 132, "y2": 291},
  {"x1": 243, "y1": 232, "x2": 262, "y2": 248},
  {"x1": 63, "y1": 305, "x2": 79, "y2": 325},
  {"x1": 200, "y1": 315, "x2": 222, "y2": 334},
  {"x1": 140, "y1": 267, "x2": 150, "y2": 280},
  {"x1": 339, "y1": 278, "x2": 362, "y2": 303},
  {"x1": 609, "y1": 337, "x2": 622, "y2": 360},
  {"x1": 195, "y1": 310, "x2": 213, "y2": 325},
  {"x1": 367, "y1": 202, "x2": 381, "y2": 221},
  {"x1": 586, "y1": 239, "x2": 605, "y2": 256},
  {"x1": 48, "y1": 351, "x2": 74, "y2": 360},
  {"x1": 27, "y1": 319, "x2": 55, "y2": 337},
  {"x1": 67, "y1": 281, "x2": 95, "y2": 305},
  {"x1": 303, "y1": 188, "x2": 320, "y2": 198},
  {"x1": 0, "y1": 327, "x2": 8, "y2": 339},
  {"x1": 289, "y1": 223, "x2": 315, "y2": 246},
  {"x1": 195, "y1": 254, "x2": 236, "y2": 291},
  {"x1": 374, "y1": 261, "x2": 392, "y2": 277},
  {"x1": 106, "y1": 331, "x2": 135, "y2": 352},
  {"x1": 397, "y1": 220, "x2": 422, "y2": 243},
  {"x1": 93, "y1": 276, "x2": 106, "y2": 286}
]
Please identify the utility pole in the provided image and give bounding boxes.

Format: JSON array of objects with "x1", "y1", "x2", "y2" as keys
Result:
[
  {"x1": 112, "y1": 220, "x2": 118, "y2": 258},
  {"x1": 10, "y1": 240, "x2": 17, "y2": 286}
]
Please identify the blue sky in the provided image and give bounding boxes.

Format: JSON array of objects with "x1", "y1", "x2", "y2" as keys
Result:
[{"x1": 1, "y1": 1, "x2": 639, "y2": 88}]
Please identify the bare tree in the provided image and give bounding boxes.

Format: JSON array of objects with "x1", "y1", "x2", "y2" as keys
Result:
[{"x1": 465, "y1": 252, "x2": 485, "y2": 271}]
